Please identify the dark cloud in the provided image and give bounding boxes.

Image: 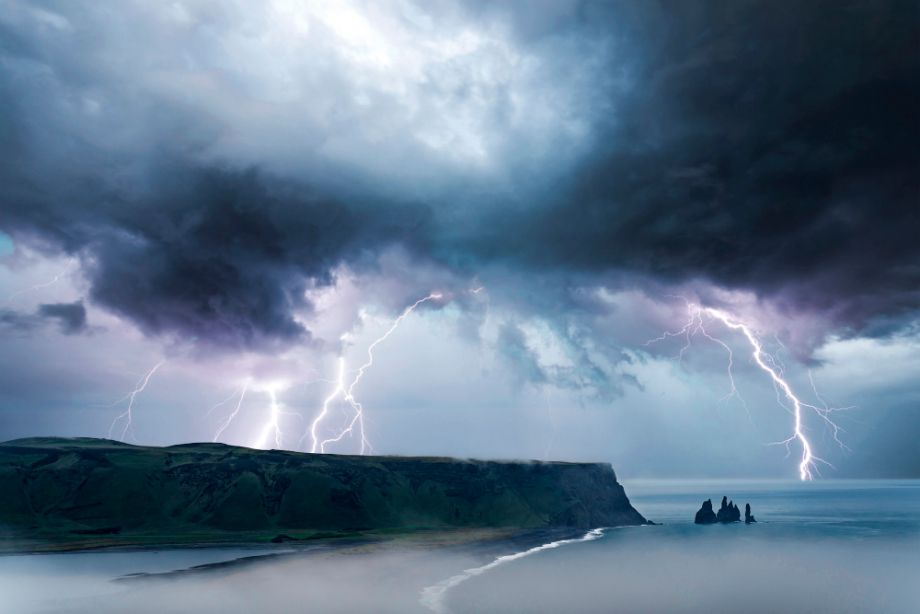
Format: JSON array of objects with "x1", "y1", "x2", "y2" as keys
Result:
[
  {"x1": 36, "y1": 300, "x2": 86, "y2": 334},
  {"x1": 3, "y1": 161, "x2": 430, "y2": 349},
  {"x1": 1, "y1": 301, "x2": 86, "y2": 335},
  {"x1": 80, "y1": 166, "x2": 430, "y2": 349},
  {"x1": 0, "y1": 0, "x2": 917, "y2": 352},
  {"x1": 477, "y1": 0, "x2": 920, "y2": 334},
  {"x1": 0, "y1": 309, "x2": 37, "y2": 334}
]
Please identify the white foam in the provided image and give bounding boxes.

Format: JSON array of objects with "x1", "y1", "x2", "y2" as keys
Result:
[{"x1": 419, "y1": 528, "x2": 606, "y2": 613}]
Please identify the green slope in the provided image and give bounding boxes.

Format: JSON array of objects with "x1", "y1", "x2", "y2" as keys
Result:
[{"x1": 0, "y1": 437, "x2": 646, "y2": 550}]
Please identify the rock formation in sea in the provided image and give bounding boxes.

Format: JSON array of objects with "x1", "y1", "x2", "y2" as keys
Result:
[
  {"x1": 744, "y1": 503, "x2": 757, "y2": 524},
  {"x1": 716, "y1": 496, "x2": 742, "y2": 522},
  {"x1": 694, "y1": 499, "x2": 718, "y2": 524},
  {"x1": 695, "y1": 496, "x2": 755, "y2": 524}
]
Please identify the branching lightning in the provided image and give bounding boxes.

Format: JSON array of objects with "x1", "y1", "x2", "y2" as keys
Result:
[
  {"x1": 305, "y1": 292, "x2": 443, "y2": 454},
  {"x1": 107, "y1": 361, "x2": 165, "y2": 442},
  {"x1": 210, "y1": 382, "x2": 249, "y2": 443},
  {"x1": 647, "y1": 301, "x2": 849, "y2": 480},
  {"x1": 210, "y1": 380, "x2": 302, "y2": 449},
  {"x1": 252, "y1": 387, "x2": 283, "y2": 449},
  {"x1": 304, "y1": 357, "x2": 346, "y2": 453},
  {"x1": 97, "y1": 290, "x2": 452, "y2": 453}
]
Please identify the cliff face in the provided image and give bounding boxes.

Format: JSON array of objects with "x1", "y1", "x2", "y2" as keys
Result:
[{"x1": 0, "y1": 438, "x2": 645, "y2": 547}]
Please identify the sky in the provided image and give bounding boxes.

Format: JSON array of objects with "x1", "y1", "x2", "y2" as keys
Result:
[{"x1": 0, "y1": 0, "x2": 917, "y2": 478}]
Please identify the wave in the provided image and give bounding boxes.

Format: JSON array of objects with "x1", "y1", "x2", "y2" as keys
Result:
[{"x1": 419, "y1": 528, "x2": 606, "y2": 613}]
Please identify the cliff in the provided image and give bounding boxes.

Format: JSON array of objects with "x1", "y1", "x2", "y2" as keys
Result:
[{"x1": 0, "y1": 437, "x2": 646, "y2": 550}]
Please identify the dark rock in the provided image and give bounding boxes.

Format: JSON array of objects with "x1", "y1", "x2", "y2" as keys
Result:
[
  {"x1": 694, "y1": 499, "x2": 718, "y2": 524},
  {"x1": 745, "y1": 503, "x2": 757, "y2": 524},
  {"x1": 716, "y1": 496, "x2": 730, "y2": 522},
  {"x1": 696, "y1": 496, "x2": 757, "y2": 524},
  {"x1": 716, "y1": 496, "x2": 742, "y2": 523}
]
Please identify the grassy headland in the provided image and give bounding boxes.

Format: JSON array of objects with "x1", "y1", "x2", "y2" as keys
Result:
[{"x1": 0, "y1": 437, "x2": 645, "y2": 552}]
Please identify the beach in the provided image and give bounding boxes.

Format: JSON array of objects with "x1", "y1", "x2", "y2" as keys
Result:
[{"x1": 3, "y1": 480, "x2": 918, "y2": 613}]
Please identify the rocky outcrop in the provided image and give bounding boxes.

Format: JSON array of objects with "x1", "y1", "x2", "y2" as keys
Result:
[
  {"x1": 745, "y1": 503, "x2": 756, "y2": 524},
  {"x1": 694, "y1": 499, "x2": 718, "y2": 524},
  {"x1": 716, "y1": 496, "x2": 741, "y2": 522},
  {"x1": 0, "y1": 437, "x2": 648, "y2": 550},
  {"x1": 694, "y1": 496, "x2": 755, "y2": 524}
]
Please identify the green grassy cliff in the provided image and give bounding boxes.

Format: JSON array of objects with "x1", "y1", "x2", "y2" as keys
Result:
[{"x1": 0, "y1": 437, "x2": 646, "y2": 550}]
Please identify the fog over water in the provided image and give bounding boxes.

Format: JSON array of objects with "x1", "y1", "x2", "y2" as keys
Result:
[
  {"x1": 1, "y1": 480, "x2": 917, "y2": 613},
  {"x1": 451, "y1": 528, "x2": 918, "y2": 613}
]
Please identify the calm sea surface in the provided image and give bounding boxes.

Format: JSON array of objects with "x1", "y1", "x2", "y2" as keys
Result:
[
  {"x1": 1, "y1": 480, "x2": 917, "y2": 613},
  {"x1": 447, "y1": 480, "x2": 920, "y2": 613}
]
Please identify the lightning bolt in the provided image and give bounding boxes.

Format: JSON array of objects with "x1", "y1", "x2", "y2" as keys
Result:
[
  {"x1": 210, "y1": 382, "x2": 249, "y2": 443},
  {"x1": 2, "y1": 263, "x2": 75, "y2": 307},
  {"x1": 107, "y1": 361, "x2": 165, "y2": 442},
  {"x1": 304, "y1": 357, "x2": 346, "y2": 453},
  {"x1": 210, "y1": 380, "x2": 302, "y2": 449},
  {"x1": 306, "y1": 292, "x2": 442, "y2": 454},
  {"x1": 252, "y1": 388, "x2": 284, "y2": 449},
  {"x1": 648, "y1": 301, "x2": 848, "y2": 481}
]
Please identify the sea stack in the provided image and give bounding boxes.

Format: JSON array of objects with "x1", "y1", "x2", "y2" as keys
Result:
[
  {"x1": 694, "y1": 499, "x2": 718, "y2": 524},
  {"x1": 695, "y1": 496, "x2": 752, "y2": 524},
  {"x1": 716, "y1": 496, "x2": 742, "y2": 523},
  {"x1": 745, "y1": 503, "x2": 757, "y2": 524}
]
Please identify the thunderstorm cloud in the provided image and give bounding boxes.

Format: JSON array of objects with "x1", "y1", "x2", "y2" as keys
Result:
[
  {"x1": 0, "y1": 0, "x2": 917, "y2": 477},
  {"x1": 2, "y1": 0, "x2": 914, "y2": 348}
]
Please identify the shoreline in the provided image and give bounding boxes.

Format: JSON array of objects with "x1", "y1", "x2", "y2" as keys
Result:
[
  {"x1": 0, "y1": 525, "x2": 589, "y2": 557},
  {"x1": 2, "y1": 482, "x2": 915, "y2": 613},
  {"x1": 0, "y1": 523, "x2": 626, "y2": 613},
  {"x1": 419, "y1": 527, "x2": 608, "y2": 614},
  {"x1": 100, "y1": 525, "x2": 618, "y2": 613}
]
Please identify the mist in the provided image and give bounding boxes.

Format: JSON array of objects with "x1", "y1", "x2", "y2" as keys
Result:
[
  {"x1": 452, "y1": 530, "x2": 920, "y2": 613},
  {"x1": 2, "y1": 526, "x2": 917, "y2": 614}
]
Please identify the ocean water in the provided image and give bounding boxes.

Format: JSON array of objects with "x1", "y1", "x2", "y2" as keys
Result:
[
  {"x1": 1, "y1": 480, "x2": 917, "y2": 613},
  {"x1": 446, "y1": 479, "x2": 920, "y2": 613}
]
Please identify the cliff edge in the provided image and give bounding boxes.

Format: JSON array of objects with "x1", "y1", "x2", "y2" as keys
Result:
[{"x1": 0, "y1": 437, "x2": 646, "y2": 549}]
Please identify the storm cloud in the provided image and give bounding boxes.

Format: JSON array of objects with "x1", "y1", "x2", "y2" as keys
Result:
[
  {"x1": 0, "y1": 0, "x2": 917, "y2": 351},
  {"x1": 494, "y1": 0, "x2": 920, "y2": 335},
  {"x1": 0, "y1": 300, "x2": 85, "y2": 335},
  {"x1": 37, "y1": 300, "x2": 86, "y2": 334}
]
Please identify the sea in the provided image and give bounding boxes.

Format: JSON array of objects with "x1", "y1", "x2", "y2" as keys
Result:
[{"x1": 1, "y1": 479, "x2": 918, "y2": 613}]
